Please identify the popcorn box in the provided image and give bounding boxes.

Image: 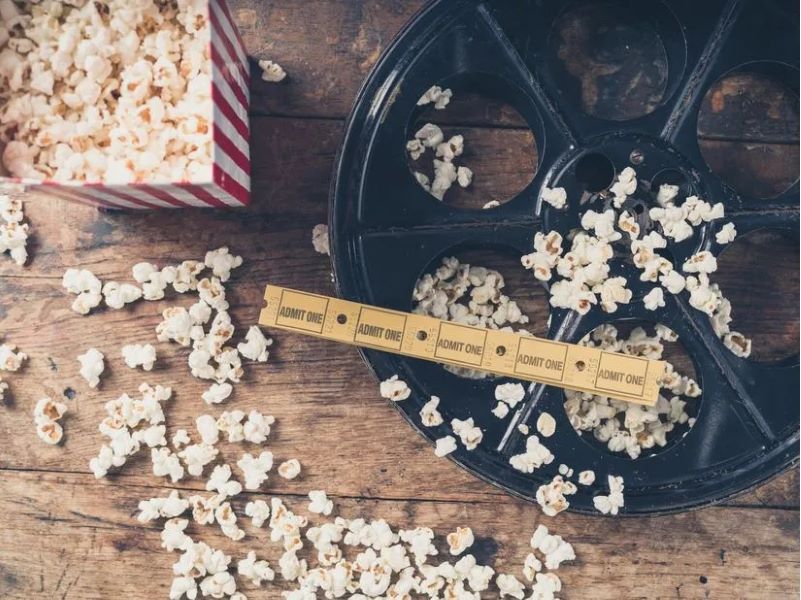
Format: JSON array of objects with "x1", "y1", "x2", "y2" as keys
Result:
[{"x1": 0, "y1": 0, "x2": 250, "y2": 210}]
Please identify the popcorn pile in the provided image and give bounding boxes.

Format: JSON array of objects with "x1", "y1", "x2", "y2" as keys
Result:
[
  {"x1": 0, "y1": 336, "x2": 26, "y2": 402},
  {"x1": 139, "y1": 482, "x2": 577, "y2": 599},
  {"x1": 406, "y1": 87, "x2": 474, "y2": 201},
  {"x1": 0, "y1": 183, "x2": 28, "y2": 265},
  {"x1": 412, "y1": 255, "x2": 530, "y2": 379},
  {"x1": 531, "y1": 168, "x2": 749, "y2": 357},
  {"x1": 0, "y1": 0, "x2": 214, "y2": 183},
  {"x1": 60, "y1": 246, "x2": 272, "y2": 401},
  {"x1": 565, "y1": 324, "x2": 700, "y2": 459}
]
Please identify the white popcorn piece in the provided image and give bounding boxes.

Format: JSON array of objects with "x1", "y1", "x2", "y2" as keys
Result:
[
  {"x1": 536, "y1": 475, "x2": 576, "y2": 517},
  {"x1": 541, "y1": 186, "x2": 567, "y2": 209},
  {"x1": 417, "y1": 85, "x2": 453, "y2": 109},
  {"x1": 238, "y1": 551, "x2": 275, "y2": 586},
  {"x1": 62, "y1": 268, "x2": 102, "y2": 314},
  {"x1": 308, "y1": 490, "x2": 334, "y2": 516},
  {"x1": 414, "y1": 123, "x2": 444, "y2": 149},
  {"x1": 451, "y1": 417, "x2": 483, "y2": 450},
  {"x1": 237, "y1": 326, "x2": 273, "y2": 362},
  {"x1": 434, "y1": 435, "x2": 457, "y2": 457},
  {"x1": 456, "y1": 166, "x2": 473, "y2": 188},
  {"x1": 593, "y1": 475, "x2": 625, "y2": 515},
  {"x1": 715, "y1": 222, "x2": 737, "y2": 245},
  {"x1": 245, "y1": 500, "x2": 271, "y2": 528},
  {"x1": 152, "y1": 447, "x2": 185, "y2": 483},
  {"x1": 492, "y1": 401, "x2": 510, "y2": 419},
  {"x1": 656, "y1": 183, "x2": 679, "y2": 206},
  {"x1": 243, "y1": 410, "x2": 275, "y2": 444},
  {"x1": 102, "y1": 282, "x2": 142, "y2": 309},
  {"x1": 0, "y1": 342, "x2": 26, "y2": 371},
  {"x1": 122, "y1": 344, "x2": 157, "y2": 371},
  {"x1": 578, "y1": 470, "x2": 596, "y2": 485},
  {"x1": 35, "y1": 418, "x2": 64, "y2": 445},
  {"x1": 536, "y1": 412, "x2": 556, "y2": 438},
  {"x1": 436, "y1": 135, "x2": 464, "y2": 162},
  {"x1": 510, "y1": 435, "x2": 554, "y2": 473},
  {"x1": 161, "y1": 518, "x2": 191, "y2": 553},
  {"x1": 172, "y1": 429, "x2": 191, "y2": 449},
  {"x1": 278, "y1": 459, "x2": 302, "y2": 480},
  {"x1": 178, "y1": 443, "x2": 219, "y2": 478},
  {"x1": 206, "y1": 464, "x2": 242, "y2": 498},
  {"x1": 200, "y1": 382, "x2": 230, "y2": 407},
  {"x1": 431, "y1": 158, "x2": 457, "y2": 200},
  {"x1": 682, "y1": 251, "x2": 718, "y2": 274},
  {"x1": 203, "y1": 247, "x2": 241, "y2": 283},
  {"x1": 495, "y1": 382, "x2": 525, "y2": 408},
  {"x1": 643, "y1": 287, "x2": 666, "y2": 311},
  {"x1": 660, "y1": 269, "x2": 686, "y2": 294},
  {"x1": 496, "y1": 573, "x2": 525, "y2": 599},
  {"x1": 259, "y1": 59, "x2": 287, "y2": 82},
  {"x1": 237, "y1": 451, "x2": 273, "y2": 490},
  {"x1": 446, "y1": 527, "x2": 474, "y2": 555},
  {"x1": 312, "y1": 223, "x2": 330, "y2": 255},
  {"x1": 610, "y1": 167, "x2": 637, "y2": 207},
  {"x1": 196, "y1": 414, "x2": 220, "y2": 446},
  {"x1": 379, "y1": 375, "x2": 411, "y2": 402},
  {"x1": 77, "y1": 348, "x2": 105, "y2": 388},
  {"x1": 420, "y1": 396, "x2": 444, "y2": 427}
]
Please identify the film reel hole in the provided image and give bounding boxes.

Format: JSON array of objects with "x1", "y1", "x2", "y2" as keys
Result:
[{"x1": 336, "y1": 314, "x2": 347, "y2": 324}]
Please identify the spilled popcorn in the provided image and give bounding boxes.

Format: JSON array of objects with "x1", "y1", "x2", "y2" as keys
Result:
[
  {"x1": 33, "y1": 396, "x2": 67, "y2": 445},
  {"x1": 0, "y1": 183, "x2": 29, "y2": 265}
]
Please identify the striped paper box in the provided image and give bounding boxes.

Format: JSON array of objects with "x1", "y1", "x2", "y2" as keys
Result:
[{"x1": 0, "y1": 0, "x2": 250, "y2": 210}]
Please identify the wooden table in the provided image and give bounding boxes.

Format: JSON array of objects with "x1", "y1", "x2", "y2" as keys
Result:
[{"x1": 0, "y1": 2, "x2": 798, "y2": 598}]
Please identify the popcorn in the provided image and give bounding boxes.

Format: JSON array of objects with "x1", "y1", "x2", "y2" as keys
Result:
[
  {"x1": 157, "y1": 307, "x2": 198, "y2": 347},
  {"x1": 103, "y1": 282, "x2": 142, "y2": 309},
  {"x1": 492, "y1": 401, "x2": 510, "y2": 419},
  {"x1": 451, "y1": 417, "x2": 483, "y2": 450},
  {"x1": 122, "y1": 344, "x2": 157, "y2": 371},
  {"x1": 509, "y1": 435, "x2": 554, "y2": 473},
  {"x1": 496, "y1": 573, "x2": 525, "y2": 598},
  {"x1": 0, "y1": 341, "x2": 26, "y2": 371},
  {"x1": 179, "y1": 443, "x2": 218, "y2": 477},
  {"x1": 536, "y1": 475, "x2": 576, "y2": 517},
  {"x1": 77, "y1": 348, "x2": 105, "y2": 388},
  {"x1": 656, "y1": 183, "x2": 679, "y2": 206},
  {"x1": 152, "y1": 447, "x2": 185, "y2": 483},
  {"x1": 417, "y1": 85, "x2": 452, "y2": 110},
  {"x1": 237, "y1": 451, "x2": 273, "y2": 490},
  {"x1": 238, "y1": 551, "x2": 275, "y2": 586},
  {"x1": 34, "y1": 397, "x2": 67, "y2": 445},
  {"x1": 536, "y1": 412, "x2": 556, "y2": 437},
  {"x1": 593, "y1": 475, "x2": 625, "y2": 515},
  {"x1": 62, "y1": 268, "x2": 102, "y2": 315},
  {"x1": 541, "y1": 186, "x2": 567, "y2": 209},
  {"x1": 414, "y1": 123, "x2": 444, "y2": 149},
  {"x1": 243, "y1": 410, "x2": 275, "y2": 444},
  {"x1": 259, "y1": 59, "x2": 287, "y2": 82},
  {"x1": 434, "y1": 435, "x2": 457, "y2": 457},
  {"x1": 278, "y1": 459, "x2": 302, "y2": 480},
  {"x1": 379, "y1": 375, "x2": 411, "y2": 402},
  {"x1": 456, "y1": 165, "x2": 473, "y2": 188},
  {"x1": 245, "y1": 500, "x2": 271, "y2": 528},
  {"x1": 578, "y1": 470, "x2": 595, "y2": 485},
  {"x1": 660, "y1": 269, "x2": 686, "y2": 294},
  {"x1": 530, "y1": 524, "x2": 575, "y2": 570},
  {"x1": 204, "y1": 247, "x2": 242, "y2": 283},
  {"x1": 0, "y1": 187, "x2": 29, "y2": 265},
  {"x1": 495, "y1": 382, "x2": 525, "y2": 408},
  {"x1": 682, "y1": 251, "x2": 718, "y2": 274},
  {"x1": 446, "y1": 527, "x2": 474, "y2": 555},
  {"x1": 237, "y1": 326, "x2": 273, "y2": 362},
  {"x1": 420, "y1": 396, "x2": 444, "y2": 427},
  {"x1": 161, "y1": 518, "x2": 192, "y2": 553},
  {"x1": 610, "y1": 167, "x2": 637, "y2": 207},
  {"x1": 716, "y1": 222, "x2": 737, "y2": 245},
  {"x1": 312, "y1": 224, "x2": 330, "y2": 255},
  {"x1": 195, "y1": 415, "x2": 219, "y2": 446},
  {"x1": 308, "y1": 490, "x2": 334, "y2": 516},
  {"x1": 643, "y1": 287, "x2": 665, "y2": 310}
]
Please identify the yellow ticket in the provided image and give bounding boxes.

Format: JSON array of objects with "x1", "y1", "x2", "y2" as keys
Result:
[{"x1": 259, "y1": 285, "x2": 665, "y2": 406}]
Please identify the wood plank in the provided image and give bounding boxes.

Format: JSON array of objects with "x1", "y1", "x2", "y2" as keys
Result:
[{"x1": 0, "y1": 470, "x2": 797, "y2": 600}]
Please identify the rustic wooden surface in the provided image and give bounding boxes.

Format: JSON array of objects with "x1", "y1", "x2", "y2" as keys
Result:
[{"x1": 0, "y1": 1, "x2": 798, "y2": 598}]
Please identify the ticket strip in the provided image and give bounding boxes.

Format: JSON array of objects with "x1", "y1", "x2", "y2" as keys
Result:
[{"x1": 259, "y1": 285, "x2": 665, "y2": 406}]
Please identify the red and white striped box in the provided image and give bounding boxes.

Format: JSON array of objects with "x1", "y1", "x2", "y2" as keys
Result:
[{"x1": 0, "y1": 0, "x2": 250, "y2": 210}]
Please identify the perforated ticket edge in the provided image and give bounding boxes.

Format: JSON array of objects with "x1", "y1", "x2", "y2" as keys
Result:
[{"x1": 258, "y1": 285, "x2": 665, "y2": 406}]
